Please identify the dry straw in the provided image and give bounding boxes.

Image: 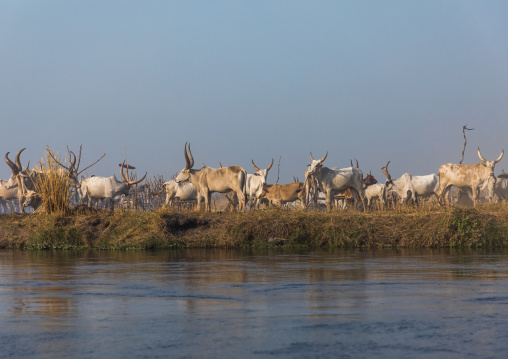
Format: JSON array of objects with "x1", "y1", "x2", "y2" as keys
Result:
[{"x1": 31, "y1": 148, "x2": 71, "y2": 214}]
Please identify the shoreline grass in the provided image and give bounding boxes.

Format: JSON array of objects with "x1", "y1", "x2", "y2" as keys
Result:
[{"x1": 2, "y1": 204, "x2": 508, "y2": 250}]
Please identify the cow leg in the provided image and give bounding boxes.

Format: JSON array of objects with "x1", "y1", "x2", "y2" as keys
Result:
[
  {"x1": 473, "y1": 186, "x2": 480, "y2": 207},
  {"x1": 240, "y1": 192, "x2": 246, "y2": 212},
  {"x1": 254, "y1": 198, "x2": 259, "y2": 210},
  {"x1": 248, "y1": 191, "x2": 254, "y2": 210},
  {"x1": 196, "y1": 192, "x2": 203, "y2": 211},
  {"x1": 205, "y1": 192, "x2": 212, "y2": 212},
  {"x1": 325, "y1": 192, "x2": 332, "y2": 212},
  {"x1": 443, "y1": 186, "x2": 453, "y2": 205}
]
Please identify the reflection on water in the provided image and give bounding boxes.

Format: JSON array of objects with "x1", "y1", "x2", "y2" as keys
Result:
[{"x1": 1, "y1": 248, "x2": 508, "y2": 358}]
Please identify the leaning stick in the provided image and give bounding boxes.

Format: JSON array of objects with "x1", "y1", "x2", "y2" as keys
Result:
[
  {"x1": 275, "y1": 156, "x2": 281, "y2": 184},
  {"x1": 460, "y1": 125, "x2": 474, "y2": 164}
]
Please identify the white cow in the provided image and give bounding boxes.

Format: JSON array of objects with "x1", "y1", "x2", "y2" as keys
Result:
[
  {"x1": 305, "y1": 152, "x2": 367, "y2": 211},
  {"x1": 382, "y1": 161, "x2": 439, "y2": 205},
  {"x1": 1, "y1": 149, "x2": 27, "y2": 213},
  {"x1": 152, "y1": 179, "x2": 203, "y2": 207},
  {"x1": 80, "y1": 162, "x2": 147, "y2": 210},
  {"x1": 492, "y1": 171, "x2": 508, "y2": 203},
  {"x1": 246, "y1": 159, "x2": 273, "y2": 209}
]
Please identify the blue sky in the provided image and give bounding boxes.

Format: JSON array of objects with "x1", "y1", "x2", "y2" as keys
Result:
[{"x1": 1, "y1": 1, "x2": 508, "y2": 183}]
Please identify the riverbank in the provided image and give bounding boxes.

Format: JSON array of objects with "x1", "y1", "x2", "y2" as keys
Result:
[{"x1": 1, "y1": 205, "x2": 508, "y2": 249}]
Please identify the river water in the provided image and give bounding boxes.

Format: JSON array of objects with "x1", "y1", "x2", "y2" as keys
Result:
[{"x1": 1, "y1": 248, "x2": 508, "y2": 358}]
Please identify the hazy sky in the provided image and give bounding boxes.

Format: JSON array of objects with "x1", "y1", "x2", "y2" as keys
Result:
[{"x1": 2, "y1": 1, "x2": 508, "y2": 184}]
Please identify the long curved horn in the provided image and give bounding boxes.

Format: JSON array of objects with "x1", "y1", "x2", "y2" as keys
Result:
[
  {"x1": 381, "y1": 161, "x2": 392, "y2": 181},
  {"x1": 495, "y1": 149, "x2": 504, "y2": 163},
  {"x1": 478, "y1": 147, "x2": 487, "y2": 163},
  {"x1": 319, "y1": 152, "x2": 328, "y2": 163},
  {"x1": 15, "y1": 148, "x2": 25, "y2": 172},
  {"x1": 310, "y1": 152, "x2": 315, "y2": 161},
  {"x1": 127, "y1": 172, "x2": 147, "y2": 186},
  {"x1": 266, "y1": 158, "x2": 274, "y2": 172},
  {"x1": 5, "y1": 152, "x2": 19, "y2": 175},
  {"x1": 187, "y1": 143, "x2": 194, "y2": 169},
  {"x1": 120, "y1": 161, "x2": 129, "y2": 183},
  {"x1": 184, "y1": 142, "x2": 191, "y2": 169},
  {"x1": 120, "y1": 161, "x2": 147, "y2": 185},
  {"x1": 252, "y1": 160, "x2": 261, "y2": 172}
]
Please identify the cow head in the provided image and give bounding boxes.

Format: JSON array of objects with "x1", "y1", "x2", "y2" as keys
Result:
[
  {"x1": 22, "y1": 189, "x2": 42, "y2": 211},
  {"x1": 363, "y1": 172, "x2": 378, "y2": 186},
  {"x1": 252, "y1": 158, "x2": 273, "y2": 190},
  {"x1": 176, "y1": 142, "x2": 195, "y2": 183},
  {"x1": 306, "y1": 151, "x2": 328, "y2": 179},
  {"x1": 5, "y1": 148, "x2": 34, "y2": 194},
  {"x1": 478, "y1": 148, "x2": 504, "y2": 176},
  {"x1": 119, "y1": 161, "x2": 147, "y2": 192}
]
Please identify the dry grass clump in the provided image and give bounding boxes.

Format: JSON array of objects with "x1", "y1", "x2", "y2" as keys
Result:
[{"x1": 30, "y1": 148, "x2": 71, "y2": 214}]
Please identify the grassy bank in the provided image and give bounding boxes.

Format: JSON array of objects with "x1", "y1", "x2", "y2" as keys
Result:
[{"x1": 2, "y1": 205, "x2": 508, "y2": 249}]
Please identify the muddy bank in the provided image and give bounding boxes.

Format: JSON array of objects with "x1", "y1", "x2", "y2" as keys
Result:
[{"x1": 1, "y1": 206, "x2": 508, "y2": 249}]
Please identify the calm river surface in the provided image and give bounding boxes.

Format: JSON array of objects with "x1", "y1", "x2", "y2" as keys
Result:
[{"x1": 1, "y1": 248, "x2": 508, "y2": 358}]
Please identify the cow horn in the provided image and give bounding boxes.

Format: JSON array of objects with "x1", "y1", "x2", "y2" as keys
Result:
[
  {"x1": 218, "y1": 161, "x2": 222, "y2": 168},
  {"x1": 252, "y1": 160, "x2": 261, "y2": 172},
  {"x1": 495, "y1": 149, "x2": 504, "y2": 163},
  {"x1": 355, "y1": 158, "x2": 359, "y2": 169},
  {"x1": 310, "y1": 152, "x2": 315, "y2": 161},
  {"x1": 266, "y1": 158, "x2": 274, "y2": 172},
  {"x1": 187, "y1": 143, "x2": 194, "y2": 169},
  {"x1": 184, "y1": 142, "x2": 191, "y2": 170},
  {"x1": 350, "y1": 159, "x2": 353, "y2": 167},
  {"x1": 381, "y1": 161, "x2": 391, "y2": 181},
  {"x1": 319, "y1": 152, "x2": 328, "y2": 163},
  {"x1": 120, "y1": 161, "x2": 147, "y2": 186},
  {"x1": 477, "y1": 147, "x2": 487, "y2": 163},
  {"x1": 127, "y1": 172, "x2": 147, "y2": 186},
  {"x1": 5, "y1": 152, "x2": 19, "y2": 175},
  {"x1": 15, "y1": 148, "x2": 26, "y2": 172},
  {"x1": 120, "y1": 161, "x2": 128, "y2": 183}
]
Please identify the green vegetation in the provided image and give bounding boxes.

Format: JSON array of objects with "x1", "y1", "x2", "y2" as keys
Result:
[{"x1": 2, "y1": 204, "x2": 508, "y2": 250}]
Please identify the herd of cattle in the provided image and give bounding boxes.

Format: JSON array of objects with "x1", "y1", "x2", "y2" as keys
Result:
[{"x1": 0, "y1": 143, "x2": 507, "y2": 214}]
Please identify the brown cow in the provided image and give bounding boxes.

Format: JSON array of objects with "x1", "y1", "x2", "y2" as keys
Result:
[
  {"x1": 261, "y1": 182, "x2": 306, "y2": 208},
  {"x1": 175, "y1": 143, "x2": 247, "y2": 212}
]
